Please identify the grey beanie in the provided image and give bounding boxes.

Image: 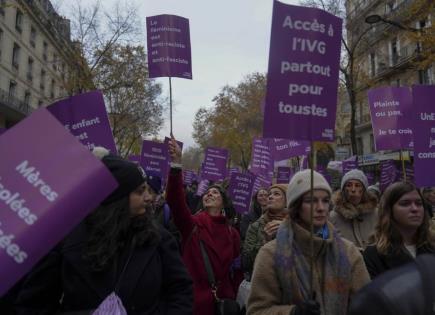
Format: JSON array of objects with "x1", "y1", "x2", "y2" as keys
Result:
[
  {"x1": 286, "y1": 169, "x2": 332, "y2": 208},
  {"x1": 341, "y1": 169, "x2": 368, "y2": 191}
]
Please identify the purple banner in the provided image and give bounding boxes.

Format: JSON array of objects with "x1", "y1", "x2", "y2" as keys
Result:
[
  {"x1": 47, "y1": 91, "x2": 117, "y2": 153},
  {"x1": 412, "y1": 85, "x2": 435, "y2": 187},
  {"x1": 263, "y1": 2, "x2": 342, "y2": 141},
  {"x1": 252, "y1": 174, "x2": 272, "y2": 195},
  {"x1": 227, "y1": 167, "x2": 241, "y2": 179},
  {"x1": 396, "y1": 162, "x2": 414, "y2": 183},
  {"x1": 201, "y1": 147, "x2": 228, "y2": 181},
  {"x1": 366, "y1": 172, "x2": 375, "y2": 186},
  {"x1": 228, "y1": 172, "x2": 255, "y2": 214},
  {"x1": 342, "y1": 156, "x2": 358, "y2": 173},
  {"x1": 380, "y1": 159, "x2": 398, "y2": 192},
  {"x1": 0, "y1": 128, "x2": 6, "y2": 135},
  {"x1": 140, "y1": 140, "x2": 168, "y2": 180},
  {"x1": 269, "y1": 138, "x2": 311, "y2": 161},
  {"x1": 0, "y1": 109, "x2": 117, "y2": 296},
  {"x1": 300, "y1": 155, "x2": 309, "y2": 170},
  {"x1": 196, "y1": 179, "x2": 210, "y2": 196},
  {"x1": 146, "y1": 14, "x2": 192, "y2": 79},
  {"x1": 183, "y1": 170, "x2": 197, "y2": 186},
  {"x1": 368, "y1": 86, "x2": 413, "y2": 150},
  {"x1": 276, "y1": 166, "x2": 292, "y2": 184},
  {"x1": 250, "y1": 138, "x2": 273, "y2": 182}
]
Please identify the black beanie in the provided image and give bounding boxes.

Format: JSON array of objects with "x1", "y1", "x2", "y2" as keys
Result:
[{"x1": 93, "y1": 147, "x2": 146, "y2": 205}]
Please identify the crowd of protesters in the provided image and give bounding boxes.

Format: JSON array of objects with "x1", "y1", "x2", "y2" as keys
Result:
[{"x1": 1, "y1": 136, "x2": 435, "y2": 315}]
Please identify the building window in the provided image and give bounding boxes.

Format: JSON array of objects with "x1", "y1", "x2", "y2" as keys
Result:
[
  {"x1": 24, "y1": 91, "x2": 31, "y2": 105},
  {"x1": 385, "y1": 0, "x2": 397, "y2": 13},
  {"x1": 40, "y1": 69, "x2": 46, "y2": 91},
  {"x1": 396, "y1": 79, "x2": 401, "y2": 86},
  {"x1": 50, "y1": 79, "x2": 55, "y2": 99},
  {"x1": 370, "y1": 133, "x2": 375, "y2": 152},
  {"x1": 9, "y1": 81, "x2": 17, "y2": 98},
  {"x1": 30, "y1": 26, "x2": 36, "y2": 47},
  {"x1": 15, "y1": 10, "x2": 23, "y2": 33},
  {"x1": 0, "y1": 0, "x2": 5, "y2": 16},
  {"x1": 390, "y1": 37, "x2": 399, "y2": 65},
  {"x1": 0, "y1": 28, "x2": 3, "y2": 60},
  {"x1": 38, "y1": 100, "x2": 43, "y2": 108},
  {"x1": 27, "y1": 58, "x2": 34, "y2": 81},
  {"x1": 43, "y1": 42, "x2": 48, "y2": 61},
  {"x1": 52, "y1": 53, "x2": 58, "y2": 70},
  {"x1": 12, "y1": 43, "x2": 20, "y2": 69},
  {"x1": 419, "y1": 67, "x2": 433, "y2": 84},
  {"x1": 369, "y1": 52, "x2": 376, "y2": 77},
  {"x1": 357, "y1": 137, "x2": 364, "y2": 155}
]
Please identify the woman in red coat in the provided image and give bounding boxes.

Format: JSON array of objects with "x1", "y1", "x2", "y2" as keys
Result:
[{"x1": 167, "y1": 137, "x2": 243, "y2": 315}]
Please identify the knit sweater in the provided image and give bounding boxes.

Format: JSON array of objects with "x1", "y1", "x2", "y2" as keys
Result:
[
  {"x1": 247, "y1": 220, "x2": 370, "y2": 315},
  {"x1": 166, "y1": 168, "x2": 243, "y2": 315},
  {"x1": 330, "y1": 191, "x2": 378, "y2": 250}
]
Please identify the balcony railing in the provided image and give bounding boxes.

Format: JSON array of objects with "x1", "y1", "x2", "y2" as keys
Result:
[{"x1": 0, "y1": 87, "x2": 32, "y2": 115}]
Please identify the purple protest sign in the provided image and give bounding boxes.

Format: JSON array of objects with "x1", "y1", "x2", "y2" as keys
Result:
[
  {"x1": 412, "y1": 85, "x2": 435, "y2": 186},
  {"x1": 300, "y1": 155, "x2": 308, "y2": 170},
  {"x1": 276, "y1": 166, "x2": 292, "y2": 184},
  {"x1": 47, "y1": 91, "x2": 117, "y2": 153},
  {"x1": 342, "y1": 156, "x2": 358, "y2": 173},
  {"x1": 368, "y1": 86, "x2": 413, "y2": 150},
  {"x1": 128, "y1": 155, "x2": 140, "y2": 164},
  {"x1": 201, "y1": 147, "x2": 228, "y2": 181},
  {"x1": 269, "y1": 138, "x2": 311, "y2": 161},
  {"x1": 0, "y1": 108, "x2": 117, "y2": 296},
  {"x1": 196, "y1": 178, "x2": 210, "y2": 196},
  {"x1": 146, "y1": 14, "x2": 192, "y2": 79},
  {"x1": 396, "y1": 162, "x2": 414, "y2": 183},
  {"x1": 140, "y1": 140, "x2": 168, "y2": 180},
  {"x1": 263, "y1": 2, "x2": 342, "y2": 141},
  {"x1": 250, "y1": 138, "x2": 273, "y2": 182},
  {"x1": 0, "y1": 128, "x2": 6, "y2": 135},
  {"x1": 183, "y1": 170, "x2": 197, "y2": 185},
  {"x1": 380, "y1": 159, "x2": 398, "y2": 192},
  {"x1": 227, "y1": 167, "x2": 241, "y2": 179},
  {"x1": 366, "y1": 172, "x2": 375, "y2": 186},
  {"x1": 228, "y1": 172, "x2": 255, "y2": 214},
  {"x1": 252, "y1": 174, "x2": 272, "y2": 195}
]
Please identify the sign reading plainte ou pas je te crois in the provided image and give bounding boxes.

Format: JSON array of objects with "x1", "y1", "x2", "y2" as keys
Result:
[{"x1": 263, "y1": 2, "x2": 342, "y2": 142}]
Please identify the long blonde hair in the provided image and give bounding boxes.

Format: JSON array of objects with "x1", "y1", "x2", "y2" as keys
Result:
[{"x1": 372, "y1": 182, "x2": 435, "y2": 255}]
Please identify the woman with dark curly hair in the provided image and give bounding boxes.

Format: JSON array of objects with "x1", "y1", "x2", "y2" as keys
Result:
[
  {"x1": 15, "y1": 148, "x2": 193, "y2": 315},
  {"x1": 167, "y1": 137, "x2": 243, "y2": 315},
  {"x1": 363, "y1": 181, "x2": 435, "y2": 279}
]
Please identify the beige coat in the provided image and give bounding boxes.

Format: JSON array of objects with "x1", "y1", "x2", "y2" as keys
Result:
[
  {"x1": 330, "y1": 191, "x2": 378, "y2": 250},
  {"x1": 247, "y1": 221, "x2": 370, "y2": 315}
]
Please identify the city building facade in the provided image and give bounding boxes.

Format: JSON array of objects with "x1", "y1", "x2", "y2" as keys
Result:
[
  {"x1": 0, "y1": 0, "x2": 84, "y2": 128},
  {"x1": 343, "y1": 0, "x2": 434, "y2": 156}
]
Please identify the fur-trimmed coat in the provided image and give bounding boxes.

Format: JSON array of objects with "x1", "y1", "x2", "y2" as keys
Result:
[{"x1": 330, "y1": 191, "x2": 378, "y2": 250}]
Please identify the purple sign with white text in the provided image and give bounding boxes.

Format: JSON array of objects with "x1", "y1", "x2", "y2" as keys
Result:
[
  {"x1": 250, "y1": 138, "x2": 273, "y2": 182},
  {"x1": 276, "y1": 166, "x2": 292, "y2": 184},
  {"x1": 228, "y1": 172, "x2": 255, "y2": 214},
  {"x1": 47, "y1": 91, "x2": 117, "y2": 153},
  {"x1": 228, "y1": 167, "x2": 241, "y2": 179},
  {"x1": 146, "y1": 14, "x2": 192, "y2": 79},
  {"x1": 342, "y1": 156, "x2": 358, "y2": 173},
  {"x1": 201, "y1": 147, "x2": 228, "y2": 181},
  {"x1": 380, "y1": 159, "x2": 398, "y2": 192},
  {"x1": 196, "y1": 178, "x2": 210, "y2": 196},
  {"x1": 263, "y1": 2, "x2": 342, "y2": 141},
  {"x1": 269, "y1": 138, "x2": 311, "y2": 161},
  {"x1": 252, "y1": 174, "x2": 272, "y2": 195},
  {"x1": 368, "y1": 86, "x2": 413, "y2": 150},
  {"x1": 0, "y1": 109, "x2": 117, "y2": 296},
  {"x1": 183, "y1": 170, "x2": 197, "y2": 186},
  {"x1": 140, "y1": 140, "x2": 168, "y2": 180},
  {"x1": 412, "y1": 85, "x2": 435, "y2": 187}
]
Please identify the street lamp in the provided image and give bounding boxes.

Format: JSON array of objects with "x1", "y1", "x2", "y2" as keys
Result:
[{"x1": 365, "y1": 14, "x2": 419, "y2": 32}]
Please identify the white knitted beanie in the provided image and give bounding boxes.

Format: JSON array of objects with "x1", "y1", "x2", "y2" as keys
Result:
[
  {"x1": 286, "y1": 169, "x2": 332, "y2": 208},
  {"x1": 341, "y1": 169, "x2": 368, "y2": 191}
]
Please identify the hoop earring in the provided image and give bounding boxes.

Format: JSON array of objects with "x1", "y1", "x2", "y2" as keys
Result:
[{"x1": 221, "y1": 208, "x2": 226, "y2": 216}]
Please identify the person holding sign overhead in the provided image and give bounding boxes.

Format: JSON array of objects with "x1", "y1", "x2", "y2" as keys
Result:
[
  {"x1": 247, "y1": 170, "x2": 369, "y2": 315},
  {"x1": 15, "y1": 148, "x2": 192, "y2": 315},
  {"x1": 167, "y1": 137, "x2": 243, "y2": 315}
]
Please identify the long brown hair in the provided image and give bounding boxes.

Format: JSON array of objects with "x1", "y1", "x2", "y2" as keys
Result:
[{"x1": 372, "y1": 182, "x2": 435, "y2": 255}]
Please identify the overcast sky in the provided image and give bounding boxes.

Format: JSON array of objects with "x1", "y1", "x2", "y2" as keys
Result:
[{"x1": 56, "y1": 0, "x2": 299, "y2": 148}]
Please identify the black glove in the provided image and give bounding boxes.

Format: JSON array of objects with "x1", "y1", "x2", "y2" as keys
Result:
[{"x1": 293, "y1": 299, "x2": 321, "y2": 315}]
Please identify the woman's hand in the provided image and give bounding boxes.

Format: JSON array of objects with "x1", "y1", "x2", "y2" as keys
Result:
[
  {"x1": 168, "y1": 135, "x2": 182, "y2": 164},
  {"x1": 263, "y1": 220, "x2": 282, "y2": 241}
]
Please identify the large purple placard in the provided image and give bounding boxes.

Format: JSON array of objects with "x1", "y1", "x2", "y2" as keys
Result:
[
  {"x1": 276, "y1": 166, "x2": 292, "y2": 184},
  {"x1": 263, "y1": 2, "x2": 342, "y2": 141},
  {"x1": 228, "y1": 172, "x2": 255, "y2": 214},
  {"x1": 140, "y1": 140, "x2": 168, "y2": 180},
  {"x1": 250, "y1": 138, "x2": 273, "y2": 182},
  {"x1": 183, "y1": 170, "x2": 197, "y2": 185},
  {"x1": 368, "y1": 86, "x2": 413, "y2": 150},
  {"x1": 342, "y1": 156, "x2": 358, "y2": 173},
  {"x1": 146, "y1": 14, "x2": 192, "y2": 79},
  {"x1": 0, "y1": 109, "x2": 117, "y2": 296},
  {"x1": 412, "y1": 85, "x2": 435, "y2": 187},
  {"x1": 201, "y1": 147, "x2": 228, "y2": 181},
  {"x1": 47, "y1": 91, "x2": 117, "y2": 153},
  {"x1": 269, "y1": 138, "x2": 311, "y2": 161},
  {"x1": 380, "y1": 159, "x2": 397, "y2": 192}
]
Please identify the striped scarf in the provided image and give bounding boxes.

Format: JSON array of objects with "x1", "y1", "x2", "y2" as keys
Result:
[{"x1": 274, "y1": 219, "x2": 352, "y2": 315}]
